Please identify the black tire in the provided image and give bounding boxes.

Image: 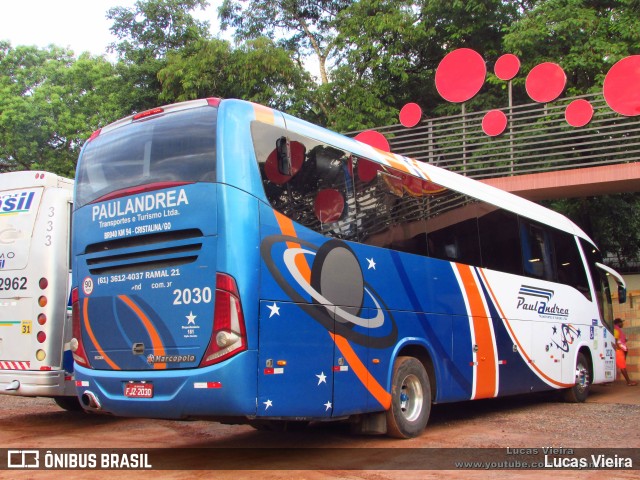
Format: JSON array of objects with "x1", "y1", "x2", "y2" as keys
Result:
[
  {"x1": 563, "y1": 352, "x2": 591, "y2": 403},
  {"x1": 386, "y1": 356, "x2": 431, "y2": 438},
  {"x1": 53, "y1": 396, "x2": 83, "y2": 411}
]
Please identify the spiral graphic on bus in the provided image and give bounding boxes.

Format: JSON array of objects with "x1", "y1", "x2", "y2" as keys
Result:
[{"x1": 261, "y1": 235, "x2": 397, "y2": 348}]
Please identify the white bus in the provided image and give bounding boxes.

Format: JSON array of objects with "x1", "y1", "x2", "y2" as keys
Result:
[{"x1": 0, "y1": 171, "x2": 79, "y2": 410}]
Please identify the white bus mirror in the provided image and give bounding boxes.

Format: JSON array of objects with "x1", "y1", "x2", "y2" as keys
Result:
[{"x1": 596, "y1": 262, "x2": 626, "y2": 304}]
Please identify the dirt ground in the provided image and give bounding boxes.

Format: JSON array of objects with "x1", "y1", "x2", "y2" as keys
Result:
[{"x1": 0, "y1": 380, "x2": 638, "y2": 479}]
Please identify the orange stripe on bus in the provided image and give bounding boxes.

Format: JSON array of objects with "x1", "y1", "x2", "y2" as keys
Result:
[
  {"x1": 253, "y1": 103, "x2": 275, "y2": 124},
  {"x1": 456, "y1": 264, "x2": 497, "y2": 399},
  {"x1": 118, "y1": 295, "x2": 167, "y2": 370},
  {"x1": 476, "y1": 269, "x2": 572, "y2": 388},
  {"x1": 82, "y1": 298, "x2": 120, "y2": 370},
  {"x1": 385, "y1": 155, "x2": 411, "y2": 174},
  {"x1": 274, "y1": 210, "x2": 312, "y2": 283},
  {"x1": 331, "y1": 332, "x2": 392, "y2": 410},
  {"x1": 271, "y1": 209, "x2": 390, "y2": 409}
]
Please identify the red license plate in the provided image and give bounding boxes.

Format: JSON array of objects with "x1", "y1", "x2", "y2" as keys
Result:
[{"x1": 124, "y1": 382, "x2": 153, "y2": 398}]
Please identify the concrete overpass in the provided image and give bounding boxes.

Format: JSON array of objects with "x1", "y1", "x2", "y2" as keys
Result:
[{"x1": 481, "y1": 161, "x2": 640, "y2": 201}]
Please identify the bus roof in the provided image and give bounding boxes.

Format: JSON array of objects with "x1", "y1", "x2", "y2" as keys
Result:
[
  {"x1": 275, "y1": 104, "x2": 593, "y2": 245},
  {"x1": 0, "y1": 171, "x2": 73, "y2": 191},
  {"x1": 93, "y1": 97, "x2": 593, "y2": 245}
]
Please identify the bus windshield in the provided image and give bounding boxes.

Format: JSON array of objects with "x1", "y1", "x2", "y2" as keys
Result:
[
  {"x1": 75, "y1": 106, "x2": 217, "y2": 208},
  {"x1": 0, "y1": 187, "x2": 42, "y2": 269}
]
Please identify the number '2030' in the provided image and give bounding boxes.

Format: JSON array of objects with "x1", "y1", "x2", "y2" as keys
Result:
[{"x1": 172, "y1": 287, "x2": 212, "y2": 305}]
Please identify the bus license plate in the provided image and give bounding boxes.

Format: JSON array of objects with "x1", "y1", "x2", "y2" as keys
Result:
[{"x1": 124, "y1": 382, "x2": 153, "y2": 398}]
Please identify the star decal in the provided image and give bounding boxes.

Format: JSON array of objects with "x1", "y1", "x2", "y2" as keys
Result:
[
  {"x1": 263, "y1": 399, "x2": 273, "y2": 410},
  {"x1": 186, "y1": 312, "x2": 197, "y2": 324},
  {"x1": 316, "y1": 371, "x2": 327, "y2": 385},
  {"x1": 367, "y1": 258, "x2": 376, "y2": 270},
  {"x1": 267, "y1": 302, "x2": 280, "y2": 318},
  {"x1": 324, "y1": 401, "x2": 332, "y2": 411},
  {"x1": 552, "y1": 325, "x2": 557, "y2": 334}
]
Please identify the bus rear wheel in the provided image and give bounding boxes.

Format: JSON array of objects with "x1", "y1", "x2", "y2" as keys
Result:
[
  {"x1": 386, "y1": 356, "x2": 431, "y2": 438},
  {"x1": 563, "y1": 352, "x2": 590, "y2": 403}
]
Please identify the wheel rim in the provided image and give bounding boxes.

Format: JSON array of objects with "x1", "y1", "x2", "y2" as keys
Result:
[
  {"x1": 575, "y1": 361, "x2": 589, "y2": 392},
  {"x1": 398, "y1": 373, "x2": 423, "y2": 422}
]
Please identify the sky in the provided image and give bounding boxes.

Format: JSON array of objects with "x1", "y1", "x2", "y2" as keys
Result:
[{"x1": 0, "y1": 0, "x2": 226, "y2": 59}]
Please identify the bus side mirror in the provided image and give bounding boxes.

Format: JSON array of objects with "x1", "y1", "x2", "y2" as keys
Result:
[
  {"x1": 619, "y1": 285, "x2": 627, "y2": 304},
  {"x1": 276, "y1": 137, "x2": 291, "y2": 176},
  {"x1": 595, "y1": 262, "x2": 626, "y2": 305}
]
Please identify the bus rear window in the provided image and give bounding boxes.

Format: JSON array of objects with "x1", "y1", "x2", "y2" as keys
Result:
[{"x1": 76, "y1": 106, "x2": 217, "y2": 207}]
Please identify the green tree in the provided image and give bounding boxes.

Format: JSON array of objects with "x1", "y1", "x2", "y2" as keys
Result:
[
  {"x1": 503, "y1": 0, "x2": 640, "y2": 94},
  {"x1": 0, "y1": 42, "x2": 128, "y2": 176},
  {"x1": 219, "y1": 0, "x2": 351, "y2": 85},
  {"x1": 325, "y1": 0, "x2": 522, "y2": 130},
  {"x1": 108, "y1": 0, "x2": 212, "y2": 111},
  {"x1": 158, "y1": 37, "x2": 316, "y2": 117}
]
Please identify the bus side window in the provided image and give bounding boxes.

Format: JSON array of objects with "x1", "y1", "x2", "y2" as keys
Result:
[
  {"x1": 580, "y1": 239, "x2": 614, "y2": 329},
  {"x1": 300, "y1": 143, "x2": 356, "y2": 240},
  {"x1": 520, "y1": 220, "x2": 555, "y2": 281},
  {"x1": 354, "y1": 159, "x2": 428, "y2": 255},
  {"x1": 553, "y1": 231, "x2": 591, "y2": 299},
  {"x1": 425, "y1": 190, "x2": 481, "y2": 265},
  {"x1": 251, "y1": 121, "x2": 357, "y2": 241},
  {"x1": 251, "y1": 122, "x2": 297, "y2": 216},
  {"x1": 477, "y1": 205, "x2": 522, "y2": 275}
]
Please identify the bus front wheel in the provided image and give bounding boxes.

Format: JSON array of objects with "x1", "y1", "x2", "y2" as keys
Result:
[
  {"x1": 386, "y1": 356, "x2": 431, "y2": 438},
  {"x1": 563, "y1": 352, "x2": 590, "y2": 403}
]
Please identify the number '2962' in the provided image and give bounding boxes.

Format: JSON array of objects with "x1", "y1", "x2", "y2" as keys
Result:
[{"x1": 0, "y1": 277, "x2": 27, "y2": 290}]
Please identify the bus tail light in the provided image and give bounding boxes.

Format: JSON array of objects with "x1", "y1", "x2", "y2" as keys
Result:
[
  {"x1": 87, "y1": 128, "x2": 102, "y2": 143},
  {"x1": 133, "y1": 107, "x2": 164, "y2": 121},
  {"x1": 200, "y1": 273, "x2": 247, "y2": 367},
  {"x1": 70, "y1": 288, "x2": 91, "y2": 367}
]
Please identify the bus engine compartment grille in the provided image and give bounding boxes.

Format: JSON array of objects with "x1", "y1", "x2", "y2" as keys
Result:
[{"x1": 84, "y1": 229, "x2": 204, "y2": 275}]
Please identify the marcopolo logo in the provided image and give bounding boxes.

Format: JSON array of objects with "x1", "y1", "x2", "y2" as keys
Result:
[
  {"x1": 516, "y1": 285, "x2": 569, "y2": 318},
  {"x1": 0, "y1": 191, "x2": 35, "y2": 215},
  {"x1": 147, "y1": 354, "x2": 196, "y2": 365}
]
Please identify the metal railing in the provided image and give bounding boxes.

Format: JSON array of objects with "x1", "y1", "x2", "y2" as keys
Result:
[{"x1": 361, "y1": 92, "x2": 640, "y2": 180}]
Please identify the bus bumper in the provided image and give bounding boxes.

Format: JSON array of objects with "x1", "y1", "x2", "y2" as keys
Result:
[
  {"x1": 0, "y1": 369, "x2": 70, "y2": 397},
  {"x1": 73, "y1": 350, "x2": 258, "y2": 419}
]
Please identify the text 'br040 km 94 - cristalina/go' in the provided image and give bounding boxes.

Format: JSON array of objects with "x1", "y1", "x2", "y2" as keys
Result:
[{"x1": 70, "y1": 98, "x2": 626, "y2": 438}]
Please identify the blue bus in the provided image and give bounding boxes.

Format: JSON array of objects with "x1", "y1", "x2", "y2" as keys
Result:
[{"x1": 71, "y1": 98, "x2": 625, "y2": 437}]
